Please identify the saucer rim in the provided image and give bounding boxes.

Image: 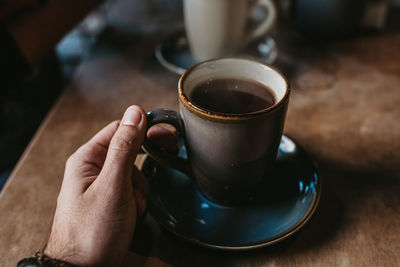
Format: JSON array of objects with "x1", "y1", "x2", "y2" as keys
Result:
[
  {"x1": 141, "y1": 136, "x2": 321, "y2": 250},
  {"x1": 155, "y1": 29, "x2": 278, "y2": 76},
  {"x1": 155, "y1": 43, "x2": 186, "y2": 75}
]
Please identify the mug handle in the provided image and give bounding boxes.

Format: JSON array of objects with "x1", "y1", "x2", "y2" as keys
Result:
[
  {"x1": 143, "y1": 109, "x2": 191, "y2": 175},
  {"x1": 244, "y1": 0, "x2": 277, "y2": 46}
]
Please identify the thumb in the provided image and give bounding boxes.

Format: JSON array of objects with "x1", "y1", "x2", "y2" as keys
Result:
[{"x1": 99, "y1": 105, "x2": 147, "y2": 186}]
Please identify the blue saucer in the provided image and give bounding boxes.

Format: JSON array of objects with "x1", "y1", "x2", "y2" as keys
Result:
[
  {"x1": 155, "y1": 30, "x2": 278, "y2": 75},
  {"x1": 142, "y1": 136, "x2": 320, "y2": 250}
]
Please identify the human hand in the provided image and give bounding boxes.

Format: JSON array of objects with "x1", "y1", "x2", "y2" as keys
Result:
[{"x1": 44, "y1": 105, "x2": 176, "y2": 266}]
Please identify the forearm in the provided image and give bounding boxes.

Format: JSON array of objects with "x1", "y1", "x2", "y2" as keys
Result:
[{"x1": 8, "y1": 0, "x2": 104, "y2": 66}]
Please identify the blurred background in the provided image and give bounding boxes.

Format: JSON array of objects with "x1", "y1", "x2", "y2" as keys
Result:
[{"x1": 1, "y1": 0, "x2": 399, "y2": 190}]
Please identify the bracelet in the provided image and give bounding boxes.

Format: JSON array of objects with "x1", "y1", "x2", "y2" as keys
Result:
[{"x1": 17, "y1": 251, "x2": 76, "y2": 267}]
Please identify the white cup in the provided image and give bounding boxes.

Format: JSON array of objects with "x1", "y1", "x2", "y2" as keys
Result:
[{"x1": 184, "y1": 0, "x2": 277, "y2": 62}]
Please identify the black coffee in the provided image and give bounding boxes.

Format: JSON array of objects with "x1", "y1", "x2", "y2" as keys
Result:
[{"x1": 189, "y1": 78, "x2": 275, "y2": 114}]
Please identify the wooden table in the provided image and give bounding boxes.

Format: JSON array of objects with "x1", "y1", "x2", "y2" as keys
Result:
[{"x1": 1, "y1": 1, "x2": 399, "y2": 266}]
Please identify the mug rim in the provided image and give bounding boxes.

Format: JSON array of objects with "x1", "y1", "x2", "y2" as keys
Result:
[{"x1": 178, "y1": 57, "x2": 290, "y2": 122}]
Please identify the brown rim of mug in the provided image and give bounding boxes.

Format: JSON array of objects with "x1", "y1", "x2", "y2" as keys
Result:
[{"x1": 178, "y1": 57, "x2": 290, "y2": 122}]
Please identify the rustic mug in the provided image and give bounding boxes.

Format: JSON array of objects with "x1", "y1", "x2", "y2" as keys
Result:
[{"x1": 143, "y1": 58, "x2": 290, "y2": 205}]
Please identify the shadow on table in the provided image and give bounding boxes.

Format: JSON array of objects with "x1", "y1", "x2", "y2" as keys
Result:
[
  {"x1": 124, "y1": 10, "x2": 400, "y2": 266},
  {"x1": 126, "y1": 176, "x2": 344, "y2": 266},
  {"x1": 127, "y1": 161, "x2": 399, "y2": 267}
]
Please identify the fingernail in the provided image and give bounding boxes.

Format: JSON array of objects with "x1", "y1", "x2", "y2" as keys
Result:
[{"x1": 122, "y1": 106, "x2": 143, "y2": 126}]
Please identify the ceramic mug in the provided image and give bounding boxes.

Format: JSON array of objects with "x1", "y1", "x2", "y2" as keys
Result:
[
  {"x1": 184, "y1": 0, "x2": 277, "y2": 62},
  {"x1": 143, "y1": 58, "x2": 290, "y2": 205}
]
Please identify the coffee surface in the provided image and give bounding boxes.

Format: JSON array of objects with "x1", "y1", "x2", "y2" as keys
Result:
[{"x1": 189, "y1": 78, "x2": 275, "y2": 114}]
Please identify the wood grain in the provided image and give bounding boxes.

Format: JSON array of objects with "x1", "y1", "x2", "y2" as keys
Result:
[{"x1": 0, "y1": 1, "x2": 399, "y2": 266}]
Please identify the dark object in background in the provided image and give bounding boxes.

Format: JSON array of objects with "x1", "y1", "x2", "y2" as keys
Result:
[
  {"x1": 291, "y1": 0, "x2": 367, "y2": 39},
  {"x1": 0, "y1": 52, "x2": 64, "y2": 189}
]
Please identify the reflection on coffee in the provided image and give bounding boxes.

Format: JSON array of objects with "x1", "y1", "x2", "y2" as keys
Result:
[{"x1": 189, "y1": 78, "x2": 275, "y2": 114}]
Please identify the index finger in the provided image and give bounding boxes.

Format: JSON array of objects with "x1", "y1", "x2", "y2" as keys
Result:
[{"x1": 147, "y1": 125, "x2": 179, "y2": 154}]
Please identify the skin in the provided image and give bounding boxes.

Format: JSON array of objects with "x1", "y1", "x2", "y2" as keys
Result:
[
  {"x1": 3, "y1": 3, "x2": 177, "y2": 265},
  {"x1": 44, "y1": 105, "x2": 177, "y2": 266}
]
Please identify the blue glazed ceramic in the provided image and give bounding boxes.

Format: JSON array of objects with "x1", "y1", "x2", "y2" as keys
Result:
[
  {"x1": 142, "y1": 135, "x2": 321, "y2": 250},
  {"x1": 155, "y1": 31, "x2": 278, "y2": 75},
  {"x1": 144, "y1": 58, "x2": 290, "y2": 205}
]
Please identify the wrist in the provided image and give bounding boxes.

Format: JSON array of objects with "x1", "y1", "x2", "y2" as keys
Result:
[{"x1": 44, "y1": 232, "x2": 80, "y2": 266}]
